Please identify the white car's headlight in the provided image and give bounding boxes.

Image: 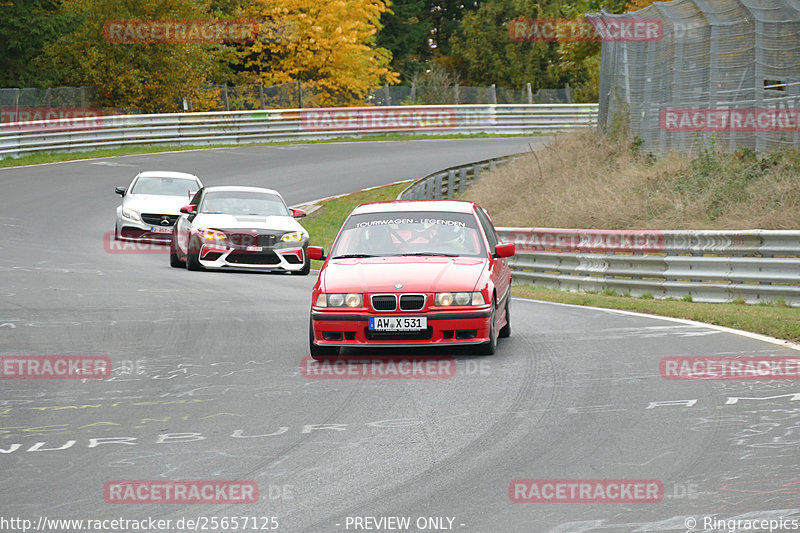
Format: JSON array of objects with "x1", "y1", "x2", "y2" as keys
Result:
[
  {"x1": 201, "y1": 229, "x2": 226, "y2": 241},
  {"x1": 435, "y1": 292, "x2": 485, "y2": 306},
  {"x1": 281, "y1": 231, "x2": 305, "y2": 243},
  {"x1": 121, "y1": 207, "x2": 141, "y2": 222},
  {"x1": 316, "y1": 293, "x2": 363, "y2": 308}
]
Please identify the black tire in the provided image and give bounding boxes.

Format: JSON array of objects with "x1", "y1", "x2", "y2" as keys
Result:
[
  {"x1": 169, "y1": 233, "x2": 184, "y2": 268},
  {"x1": 499, "y1": 296, "x2": 511, "y2": 338},
  {"x1": 475, "y1": 301, "x2": 497, "y2": 355},
  {"x1": 186, "y1": 237, "x2": 204, "y2": 271},
  {"x1": 309, "y1": 321, "x2": 339, "y2": 360}
]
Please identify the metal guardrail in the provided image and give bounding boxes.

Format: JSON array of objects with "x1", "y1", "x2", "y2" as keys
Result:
[
  {"x1": 396, "y1": 155, "x2": 522, "y2": 200},
  {"x1": 0, "y1": 104, "x2": 598, "y2": 159},
  {"x1": 497, "y1": 228, "x2": 800, "y2": 307}
]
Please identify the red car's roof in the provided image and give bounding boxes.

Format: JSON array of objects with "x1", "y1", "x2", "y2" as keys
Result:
[{"x1": 351, "y1": 200, "x2": 477, "y2": 215}]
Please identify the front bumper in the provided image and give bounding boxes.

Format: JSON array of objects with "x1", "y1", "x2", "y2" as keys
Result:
[
  {"x1": 116, "y1": 213, "x2": 175, "y2": 243},
  {"x1": 310, "y1": 308, "x2": 492, "y2": 348},
  {"x1": 197, "y1": 241, "x2": 307, "y2": 272}
]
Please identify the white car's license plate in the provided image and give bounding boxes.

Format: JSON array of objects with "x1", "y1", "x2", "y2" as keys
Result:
[
  {"x1": 369, "y1": 316, "x2": 427, "y2": 331},
  {"x1": 150, "y1": 226, "x2": 172, "y2": 234},
  {"x1": 246, "y1": 246, "x2": 262, "y2": 252}
]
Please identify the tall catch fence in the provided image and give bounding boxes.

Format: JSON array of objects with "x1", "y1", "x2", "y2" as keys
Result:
[{"x1": 593, "y1": 0, "x2": 800, "y2": 156}]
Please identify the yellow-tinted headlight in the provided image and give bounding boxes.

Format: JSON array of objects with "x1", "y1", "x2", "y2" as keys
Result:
[
  {"x1": 281, "y1": 231, "x2": 304, "y2": 243},
  {"x1": 201, "y1": 229, "x2": 226, "y2": 241}
]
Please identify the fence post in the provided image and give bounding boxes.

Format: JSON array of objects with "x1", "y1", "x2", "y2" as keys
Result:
[
  {"x1": 384, "y1": 84, "x2": 391, "y2": 106},
  {"x1": 447, "y1": 169, "x2": 455, "y2": 198},
  {"x1": 526, "y1": 83, "x2": 533, "y2": 104},
  {"x1": 410, "y1": 83, "x2": 416, "y2": 104},
  {"x1": 454, "y1": 83, "x2": 459, "y2": 105},
  {"x1": 259, "y1": 83, "x2": 265, "y2": 109},
  {"x1": 298, "y1": 81, "x2": 302, "y2": 108},
  {"x1": 223, "y1": 86, "x2": 230, "y2": 111},
  {"x1": 490, "y1": 84, "x2": 497, "y2": 104}
]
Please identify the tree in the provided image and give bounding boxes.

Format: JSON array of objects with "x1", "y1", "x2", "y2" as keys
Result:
[
  {"x1": 449, "y1": 0, "x2": 565, "y2": 90},
  {"x1": 238, "y1": 0, "x2": 399, "y2": 105},
  {"x1": 0, "y1": 0, "x2": 76, "y2": 87},
  {"x1": 377, "y1": 0, "x2": 433, "y2": 76},
  {"x1": 39, "y1": 0, "x2": 235, "y2": 112}
]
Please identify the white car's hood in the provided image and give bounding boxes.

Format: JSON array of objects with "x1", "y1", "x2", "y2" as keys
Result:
[
  {"x1": 192, "y1": 213, "x2": 306, "y2": 234},
  {"x1": 123, "y1": 194, "x2": 193, "y2": 215}
]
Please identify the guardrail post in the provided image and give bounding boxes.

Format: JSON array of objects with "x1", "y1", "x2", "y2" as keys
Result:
[
  {"x1": 433, "y1": 173, "x2": 443, "y2": 199},
  {"x1": 458, "y1": 168, "x2": 467, "y2": 194},
  {"x1": 447, "y1": 169, "x2": 455, "y2": 198},
  {"x1": 526, "y1": 83, "x2": 533, "y2": 104},
  {"x1": 490, "y1": 84, "x2": 497, "y2": 105}
]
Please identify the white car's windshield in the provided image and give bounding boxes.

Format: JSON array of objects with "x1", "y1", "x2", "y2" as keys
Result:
[
  {"x1": 330, "y1": 210, "x2": 486, "y2": 258},
  {"x1": 130, "y1": 176, "x2": 199, "y2": 196},
  {"x1": 199, "y1": 191, "x2": 290, "y2": 216}
]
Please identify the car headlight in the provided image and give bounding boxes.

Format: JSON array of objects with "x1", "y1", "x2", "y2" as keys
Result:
[
  {"x1": 435, "y1": 292, "x2": 485, "y2": 306},
  {"x1": 316, "y1": 293, "x2": 363, "y2": 308},
  {"x1": 281, "y1": 231, "x2": 304, "y2": 243},
  {"x1": 201, "y1": 229, "x2": 226, "y2": 241},
  {"x1": 121, "y1": 207, "x2": 141, "y2": 222}
]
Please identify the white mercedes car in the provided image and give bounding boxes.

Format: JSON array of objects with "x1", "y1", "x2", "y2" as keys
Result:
[
  {"x1": 170, "y1": 186, "x2": 310, "y2": 275},
  {"x1": 114, "y1": 171, "x2": 203, "y2": 242}
]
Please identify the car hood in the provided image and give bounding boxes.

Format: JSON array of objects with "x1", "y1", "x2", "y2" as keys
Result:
[
  {"x1": 192, "y1": 213, "x2": 306, "y2": 233},
  {"x1": 123, "y1": 194, "x2": 193, "y2": 215},
  {"x1": 320, "y1": 256, "x2": 488, "y2": 293}
]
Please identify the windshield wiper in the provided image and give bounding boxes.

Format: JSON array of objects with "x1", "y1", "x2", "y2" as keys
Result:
[
  {"x1": 397, "y1": 252, "x2": 458, "y2": 257},
  {"x1": 331, "y1": 253, "x2": 377, "y2": 259}
]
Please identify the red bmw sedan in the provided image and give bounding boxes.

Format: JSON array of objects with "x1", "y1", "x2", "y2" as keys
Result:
[{"x1": 307, "y1": 200, "x2": 515, "y2": 359}]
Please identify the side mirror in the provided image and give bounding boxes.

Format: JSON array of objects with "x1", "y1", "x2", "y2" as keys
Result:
[
  {"x1": 494, "y1": 242, "x2": 515, "y2": 258},
  {"x1": 115, "y1": 186, "x2": 126, "y2": 196},
  {"x1": 307, "y1": 246, "x2": 325, "y2": 260},
  {"x1": 180, "y1": 205, "x2": 197, "y2": 215},
  {"x1": 290, "y1": 208, "x2": 307, "y2": 218}
]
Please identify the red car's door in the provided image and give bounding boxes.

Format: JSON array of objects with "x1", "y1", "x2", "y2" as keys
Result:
[{"x1": 475, "y1": 207, "x2": 512, "y2": 311}]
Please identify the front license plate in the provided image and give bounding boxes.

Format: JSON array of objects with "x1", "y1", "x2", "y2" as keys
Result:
[
  {"x1": 150, "y1": 226, "x2": 172, "y2": 234},
  {"x1": 246, "y1": 246, "x2": 262, "y2": 252},
  {"x1": 369, "y1": 316, "x2": 427, "y2": 331}
]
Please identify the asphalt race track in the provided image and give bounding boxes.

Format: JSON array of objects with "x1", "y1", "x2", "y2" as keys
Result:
[{"x1": 2, "y1": 137, "x2": 800, "y2": 532}]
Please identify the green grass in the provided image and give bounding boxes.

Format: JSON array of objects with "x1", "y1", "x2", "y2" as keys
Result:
[
  {"x1": 0, "y1": 132, "x2": 537, "y2": 169},
  {"x1": 512, "y1": 285, "x2": 800, "y2": 343},
  {"x1": 298, "y1": 179, "x2": 800, "y2": 344}
]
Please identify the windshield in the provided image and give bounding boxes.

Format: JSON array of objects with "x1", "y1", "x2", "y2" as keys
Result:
[
  {"x1": 199, "y1": 191, "x2": 290, "y2": 216},
  {"x1": 329, "y1": 210, "x2": 486, "y2": 258},
  {"x1": 130, "y1": 176, "x2": 199, "y2": 196}
]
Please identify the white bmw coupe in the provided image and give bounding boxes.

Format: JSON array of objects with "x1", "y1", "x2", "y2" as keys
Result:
[{"x1": 170, "y1": 186, "x2": 310, "y2": 275}]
